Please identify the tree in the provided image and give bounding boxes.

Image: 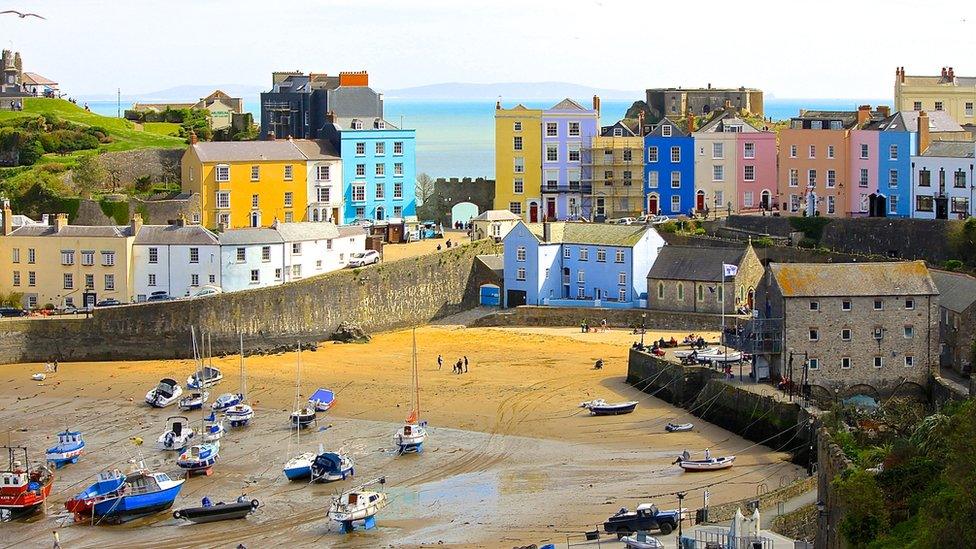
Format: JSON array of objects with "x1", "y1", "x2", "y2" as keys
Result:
[
  {"x1": 72, "y1": 153, "x2": 107, "y2": 198},
  {"x1": 834, "y1": 469, "x2": 889, "y2": 546},
  {"x1": 416, "y1": 173, "x2": 436, "y2": 206}
]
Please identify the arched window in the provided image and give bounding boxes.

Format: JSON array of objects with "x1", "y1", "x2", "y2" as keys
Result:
[
  {"x1": 697, "y1": 284, "x2": 704, "y2": 301},
  {"x1": 375, "y1": 206, "x2": 385, "y2": 221},
  {"x1": 657, "y1": 282, "x2": 664, "y2": 299}
]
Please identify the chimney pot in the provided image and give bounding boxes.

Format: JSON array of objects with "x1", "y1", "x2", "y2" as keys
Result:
[
  {"x1": 189, "y1": 131, "x2": 198, "y2": 145},
  {"x1": 55, "y1": 213, "x2": 68, "y2": 231},
  {"x1": 1, "y1": 199, "x2": 11, "y2": 236},
  {"x1": 592, "y1": 95, "x2": 601, "y2": 116},
  {"x1": 130, "y1": 213, "x2": 143, "y2": 233}
]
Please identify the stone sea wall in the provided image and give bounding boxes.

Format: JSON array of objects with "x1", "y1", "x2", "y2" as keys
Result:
[{"x1": 473, "y1": 306, "x2": 725, "y2": 332}]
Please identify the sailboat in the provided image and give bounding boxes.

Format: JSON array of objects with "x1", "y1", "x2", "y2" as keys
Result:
[
  {"x1": 225, "y1": 333, "x2": 254, "y2": 428},
  {"x1": 393, "y1": 329, "x2": 428, "y2": 454},
  {"x1": 177, "y1": 328, "x2": 220, "y2": 476},
  {"x1": 327, "y1": 477, "x2": 388, "y2": 533},
  {"x1": 289, "y1": 344, "x2": 316, "y2": 428}
]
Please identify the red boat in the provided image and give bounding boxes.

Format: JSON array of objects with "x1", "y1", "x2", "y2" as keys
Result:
[{"x1": 0, "y1": 446, "x2": 55, "y2": 513}]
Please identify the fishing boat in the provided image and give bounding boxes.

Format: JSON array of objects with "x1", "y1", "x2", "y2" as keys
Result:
[
  {"x1": 225, "y1": 334, "x2": 254, "y2": 428},
  {"x1": 145, "y1": 378, "x2": 183, "y2": 408},
  {"x1": 289, "y1": 345, "x2": 316, "y2": 428},
  {"x1": 327, "y1": 477, "x2": 388, "y2": 533},
  {"x1": 173, "y1": 497, "x2": 259, "y2": 523},
  {"x1": 283, "y1": 452, "x2": 316, "y2": 481},
  {"x1": 65, "y1": 470, "x2": 125, "y2": 516},
  {"x1": 186, "y1": 366, "x2": 223, "y2": 390},
  {"x1": 579, "y1": 399, "x2": 639, "y2": 416},
  {"x1": 308, "y1": 388, "x2": 336, "y2": 413},
  {"x1": 665, "y1": 422, "x2": 694, "y2": 433},
  {"x1": 675, "y1": 452, "x2": 735, "y2": 471},
  {"x1": 393, "y1": 329, "x2": 428, "y2": 454},
  {"x1": 310, "y1": 451, "x2": 354, "y2": 483},
  {"x1": 68, "y1": 466, "x2": 185, "y2": 520},
  {"x1": 177, "y1": 441, "x2": 220, "y2": 475},
  {"x1": 0, "y1": 446, "x2": 54, "y2": 514},
  {"x1": 156, "y1": 416, "x2": 194, "y2": 451},
  {"x1": 211, "y1": 392, "x2": 242, "y2": 412},
  {"x1": 179, "y1": 390, "x2": 209, "y2": 411},
  {"x1": 46, "y1": 430, "x2": 85, "y2": 468}
]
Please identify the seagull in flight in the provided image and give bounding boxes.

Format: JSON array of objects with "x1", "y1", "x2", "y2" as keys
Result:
[{"x1": 0, "y1": 10, "x2": 46, "y2": 19}]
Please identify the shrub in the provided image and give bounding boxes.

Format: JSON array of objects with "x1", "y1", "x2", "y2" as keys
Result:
[
  {"x1": 753, "y1": 236, "x2": 774, "y2": 248},
  {"x1": 788, "y1": 216, "x2": 832, "y2": 241},
  {"x1": 834, "y1": 469, "x2": 889, "y2": 546},
  {"x1": 798, "y1": 237, "x2": 817, "y2": 249},
  {"x1": 656, "y1": 221, "x2": 678, "y2": 233},
  {"x1": 98, "y1": 198, "x2": 129, "y2": 225},
  {"x1": 692, "y1": 227, "x2": 706, "y2": 235},
  {"x1": 943, "y1": 259, "x2": 964, "y2": 271}
]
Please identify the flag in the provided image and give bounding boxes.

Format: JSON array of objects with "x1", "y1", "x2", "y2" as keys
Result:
[{"x1": 723, "y1": 263, "x2": 739, "y2": 277}]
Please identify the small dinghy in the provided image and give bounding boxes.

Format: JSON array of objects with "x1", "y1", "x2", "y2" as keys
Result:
[
  {"x1": 31, "y1": 373, "x2": 46, "y2": 381},
  {"x1": 46, "y1": 430, "x2": 85, "y2": 468},
  {"x1": 226, "y1": 403, "x2": 254, "y2": 427},
  {"x1": 145, "y1": 378, "x2": 183, "y2": 408},
  {"x1": 621, "y1": 532, "x2": 665, "y2": 549},
  {"x1": 308, "y1": 388, "x2": 336, "y2": 412},
  {"x1": 177, "y1": 442, "x2": 220, "y2": 475},
  {"x1": 675, "y1": 451, "x2": 735, "y2": 472},
  {"x1": 179, "y1": 391, "x2": 209, "y2": 411},
  {"x1": 186, "y1": 366, "x2": 223, "y2": 390},
  {"x1": 580, "y1": 399, "x2": 639, "y2": 416},
  {"x1": 665, "y1": 422, "x2": 694, "y2": 433},
  {"x1": 202, "y1": 412, "x2": 225, "y2": 442},
  {"x1": 283, "y1": 452, "x2": 316, "y2": 481},
  {"x1": 211, "y1": 393, "x2": 242, "y2": 412},
  {"x1": 173, "y1": 496, "x2": 259, "y2": 524},
  {"x1": 310, "y1": 451, "x2": 354, "y2": 483},
  {"x1": 156, "y1": 416, "x2": 194, "y2": 451},
  {"x1": 673, "y1": 347, "x2": 718, "y2": 359},
  {"x1": 327, "y1": 477, "x2": 388, "y2": 533},
  {"x1": 290, "y1": 406, "x2": 316, "y2": 428}
]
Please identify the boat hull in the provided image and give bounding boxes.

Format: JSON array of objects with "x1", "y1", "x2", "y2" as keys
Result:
[
  {"x1": 92, "y1": 483, "x2": 183, "y2": 517},
  {"x1": 47, "y1": 444, "x2": 85, "y2": 468},
  {"x1": 173, "y1": 499, "x2": 258, "y2": 523},
  {"x1": 678, "y1": 456, "x2": 735, "y2": 471},
  {"x1": 284, "y1": 464, "x2": 312, "y2": 481},
  {"x1": 0, "y1": 479, "x2": 53, "y2": 511},
  {"x1": 589, "y1": 403, "x2": 638, "y2": 416},
  {"x1": 665, "y1": 423, "x2": 694, "y2": 433}
]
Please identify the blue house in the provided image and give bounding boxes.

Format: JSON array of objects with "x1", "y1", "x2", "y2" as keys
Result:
[
  {"x1": 321, "y1": 116, "x2": 417, "y2": 223},
  {"x1": 502, "y1": 221, "x2": 666, "y2": 308},
  {"x1": 644, "y1": 118, "x2": 695, "y2": 216}
]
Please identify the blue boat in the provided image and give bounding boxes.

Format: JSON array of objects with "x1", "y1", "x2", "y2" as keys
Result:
[
  {"x1": 211, "y1": 393, "x2": 242, "y2": 412},
  {"x1": 46, "y1": 430, "x2": 85, "y2": 468},
  {"x1": 283, "y1": 452, "x2": 315, "y2": 481},
  {"x1": 67, "y1": 469, "x2": 185, "y2": 520},
  {"x1": 308, "y1": 388, "x2": 336, "y2": 412},
  {"x1": 177, "y1": 442, "x2": 220, "y2": 475}
]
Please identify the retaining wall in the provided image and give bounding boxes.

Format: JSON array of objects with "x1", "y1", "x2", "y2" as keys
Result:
[{"x1": 473, "y1": 306, "x2": 726, "y2": 332}]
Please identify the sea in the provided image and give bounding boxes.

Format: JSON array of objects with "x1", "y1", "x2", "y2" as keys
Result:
[{"x1": 83, "y1": 97, "x2": 886, "y2": 179}]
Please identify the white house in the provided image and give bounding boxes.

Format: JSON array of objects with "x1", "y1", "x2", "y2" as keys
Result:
[
  {"x1": 219, "y1": 227, "x2": 286, "y2": 292},
  {"x1": 132, "y1": 221, "x2": 220, "y2": 301},
  {"x1": 471, "y1": 209, "x2": 521, "y2": 242},
  {"x1": 22, "y1": 72, "x2": 59, "y2": 97},
  {"x1": 911, "y1": 141, "x2": 976, "y2": 219},
  {"x1": 333, "y1": 225, "x2": 369, "y2": 269},
  {"x1": 293, "y1": 139, "x2": 344, "y2": 224}
]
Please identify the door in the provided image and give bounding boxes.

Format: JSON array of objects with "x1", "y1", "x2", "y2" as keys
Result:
[
  {"x1": 546, "y1": 197, "x2": 556, "y2": 220},
  {"x1": 747, "y1": 289, "x2": 755, "y2": 310},
  {"x1": 935, "y1": 197, "x2": 949, "y2": 220},
  {"x1": 529, "y1": 202, "x2": 539, "y2": 223},
  {"x1": 479, "y1": 284, "x2": 500, "y2": 306},
  {"x1": 760, "y1": 190, "x2": 770, "y2": 210},
  {"x1": 375, "y1": 206, "x2": 385, "y2": 221},
  {"x1": 506, "y1": 289, "x2": 527, "y2": 308},
  {"x1": 250, "y1": 211, "x2": 260, "y2": 227},
  {"x1": 696, "y1": 191, "x2": 705, "y2": 211},
  {"x1": 648, "y1": 194, "x2": 658, "y2": 215}
]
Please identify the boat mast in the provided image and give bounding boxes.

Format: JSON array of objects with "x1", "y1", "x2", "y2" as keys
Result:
[
  {"x1": 239, "y1": 333, "x2": 247, "y2": 402},
  {"x1": 413, "y1": 328, "x2": 420, "y2": 422}
]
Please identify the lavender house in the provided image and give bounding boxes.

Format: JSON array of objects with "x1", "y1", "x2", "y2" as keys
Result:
[{"x1": 540, "y1": 98, "x2": 600, "y2": 220}]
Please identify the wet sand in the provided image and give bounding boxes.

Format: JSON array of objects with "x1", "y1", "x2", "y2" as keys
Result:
[{"x1": 0, "y1": 326, "x2": 803, "y2": 548}]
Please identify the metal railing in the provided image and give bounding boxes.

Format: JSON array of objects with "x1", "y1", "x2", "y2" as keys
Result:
[{"x1": 726, "y1": 317, "x2": 784, "y2": 354}]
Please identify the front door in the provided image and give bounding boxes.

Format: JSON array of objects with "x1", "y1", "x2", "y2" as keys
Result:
[
  {"x1": 648, "y1": 195, "x2": 659, "y2": 215},
  {"x1": 760, "y1": 190, "x2": 770, "y2": 210},
  {"x1": 529, "y1": 202, "x2": 539, "y2": 223},
  {"x1": 546, "y1": 197, "x2": 557, "y2": 220},
  {"x1": 696, "y1": 192, "x2": 705, "y2": 211},
  {"x1": 936, "y1": 197, "x2": 949, "y2": 220}
]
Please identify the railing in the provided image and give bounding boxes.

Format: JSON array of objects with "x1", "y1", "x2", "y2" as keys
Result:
[
  {"x1": 726, "y1": 317, "x2": 784, "y2": 354},
  {"x1": 545, "y1": 297, "x2": 643, "y2": 309},
  {"x1": 541, "y1": 184, "x2": 593, "y2": 193}
]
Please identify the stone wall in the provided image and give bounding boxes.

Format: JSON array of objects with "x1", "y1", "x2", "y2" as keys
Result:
[
  {"x1": 662, "y1": 233, "x2": 900, "y2": 265},
  {"x1": 0, "y1": 240, "x2": 502, "y2": 364},
  {"x1": 420, "y1": 177, "x2": 496, "y2": 225},
  {"x1": 815, "y1": 428, "x2": 853, "y2": 549},
  {"x1": 71, "y1": 194, "x2": 200, "y2": 226},
  {"x1": 96, "y1": 148, "x2": 184, "y2": 189},
  {"x1": 473, "y1": 306, "x2": 725, "y2": 332}
]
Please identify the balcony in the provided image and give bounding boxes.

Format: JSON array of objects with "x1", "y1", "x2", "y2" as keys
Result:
[{"x1": 542, "y1": 183, "x2": 592, "y2": 194}]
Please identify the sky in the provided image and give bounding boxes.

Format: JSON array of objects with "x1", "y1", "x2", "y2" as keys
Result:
[{"x1": 2, "y1": 0, "x2": 975, "y2": 98}]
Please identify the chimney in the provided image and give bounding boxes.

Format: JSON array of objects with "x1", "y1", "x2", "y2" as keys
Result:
[
  {"x1": 130, "y1": 213, "x2": 143, "y2": 234},
  {"x1": 637, "y1": 111, "x2": 645, "y2": 133},
  {"x1": 856, "y1": 104, "x2": 872, "y2": 126},
  {"x1": 877, "y1": 105, "x2": 891, "y2": 118},
  {"x1": 917, "y1": 111, "x2": 930, "y2": 154},
  {"x1": 175, "y1": 213, "x2": 187, "y2": 227},
  {"x1": 189, "y1": 131, "x2": 198, "y2": 145},
  {"x1": 686, "y1": 111, "x2": 696, "y2": 133},
  {"x1": 1, "y1": 199, "x2": 11, "y2": 236},
  {"x1": 41, "y1": 213, "x2": 49, "y2": 225},
  {"x1": 542, "y1": 221, "x2": 551, "y2": 242},
  {"x1": 54, "y1": 213, "x2": 68, "y2": 232},
  {"x1": 327, "y1": 110, "x2": 336, "y2": 124},
  {"x1": 267, "y1": 131, "x2": 276, "y2": 141},
  {"x1": 707, "y1": 83, "x2": 712, "y2": 90},
  {"x1": 592, "y1": 95, "x2": 601, "y2": 116},
  {"x1": 897, "y1": 66, "x2": 905, "y2": 84},
  {"x1": 495, "y1": 99, "x2": 501, "y2": 110}
]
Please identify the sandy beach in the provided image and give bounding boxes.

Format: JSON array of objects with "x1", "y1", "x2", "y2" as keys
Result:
[{"x1": 0, "y1": 325, "x2": 803, "y2": 548}]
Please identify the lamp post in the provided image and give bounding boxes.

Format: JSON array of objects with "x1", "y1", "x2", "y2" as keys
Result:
[
  {"x1": 676, "y1": 491, "x2": 687, "y2": 547},
  {"x1": 969, "y1": 163, "x2": 974, "y2": 218},
  {"x1": 640, "y1": 312, "x2": 646, "y2": 348}
]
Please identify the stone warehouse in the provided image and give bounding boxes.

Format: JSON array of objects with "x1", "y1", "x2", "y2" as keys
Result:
[{"x1": 930, "y1": 269, "x2": 976, "y2": 376}]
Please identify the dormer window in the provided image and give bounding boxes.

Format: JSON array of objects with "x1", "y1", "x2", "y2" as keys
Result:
[
  {"x1": 613, "y1": 128, "x2": 623, "y2": 137},
  {"x1": 662, "y1": 125, "x2": 672, "y2": 137},
  {"x1": 352, "y1": 119, "x2": 363, "y2": 130},
  {"x1": 375, "y1": 119, "x2": 386, "y2": 129}
]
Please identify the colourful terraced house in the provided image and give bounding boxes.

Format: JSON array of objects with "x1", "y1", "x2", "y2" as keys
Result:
[
  {"x1": 644, "y1": 116, "x2": 695, "y2": 216},
  {"x1": 494, "y1": 103, "x2": 543, "y2": 221},
  {"x1": 693, "y1": 111, "x2": 776, "y2": 215},
  {"x1": 540, "y1": 98, "x2": 600, "y2": 221}
]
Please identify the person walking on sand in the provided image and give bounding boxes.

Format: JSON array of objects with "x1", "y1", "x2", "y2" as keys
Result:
[
  {"x1": 52, "y1": 530, "x2": 61, "y2": 549},
  {"x1": 463, "y1": 356, "x2": 468, "y2": 373},
  {"x1": 437, "y1": 355, "x2": 443, "y2": 370},
  {"x1": 53, "y1": 360, "x2": 58, "y2": 373}
]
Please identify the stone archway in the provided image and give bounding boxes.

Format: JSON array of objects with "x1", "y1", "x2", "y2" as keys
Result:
[{"x1": 451, "y1": 201, "x2": 478, "y2": 226}]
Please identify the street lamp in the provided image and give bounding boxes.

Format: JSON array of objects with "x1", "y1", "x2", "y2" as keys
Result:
[
  {"x1": 676, "y1": 491, "x2": 687, "y2": 546},
  {"x1": 640, "y1": 312, "x2": 646, "y2": 348}
]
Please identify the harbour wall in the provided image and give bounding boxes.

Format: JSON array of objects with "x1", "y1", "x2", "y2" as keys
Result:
[
  {"x1": 473, "y1": 306, "x2": 726, "y2": 332},
  {"x1": 0, "y1": 240, "x2": 502, "y2": 364}
]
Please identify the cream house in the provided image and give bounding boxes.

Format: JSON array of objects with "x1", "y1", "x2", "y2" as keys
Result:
[{"x1": 471, "y1": 209, "x2": 521, "y2": 242}]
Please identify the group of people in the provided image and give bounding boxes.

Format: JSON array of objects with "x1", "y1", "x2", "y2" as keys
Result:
[
  {"x1": 580, "y1": 318, "x2": 610, "y2": 333},
  {"x1": 682, "y1": 334, "x2": 708, "y2": 349},
  {"x1": 437, "y1": 354, "x2": 469, "y2": 374},
  {"x1": 434, "y1": 239, "x2": 454, "y2": 252}
]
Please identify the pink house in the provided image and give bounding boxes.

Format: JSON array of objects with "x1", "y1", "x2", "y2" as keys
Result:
[
  {"x1": 736, "y1": 127, "x2": 778, "y2": 212},
  {"x1": 848, "y1": 129, "x2": 879, "y2": 216}
]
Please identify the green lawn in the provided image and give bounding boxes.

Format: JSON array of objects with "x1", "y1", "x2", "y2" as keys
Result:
[{"x1": 142, "y1": 122, "x2": 182, "y2": 137}]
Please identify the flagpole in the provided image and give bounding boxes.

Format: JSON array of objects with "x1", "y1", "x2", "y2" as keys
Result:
[{"x1": 721, "y1": 265, "x2": 726, "y2": 366}]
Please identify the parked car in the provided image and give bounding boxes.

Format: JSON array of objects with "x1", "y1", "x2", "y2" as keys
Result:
[
  {"x1": 610, "y1": 217, "x2": 637, "y2": 225},
  {"x1": 0, "y1": 307, "x2": 28, "y2": 318},
  {"x1": 95, "y1": 299, "x2": 121, "y2": 308},
  {"x1": 59, "y1": 305, "x2": 80, "y2": 315},
  {"x1": 348, "y1": 250, "x2": 381, "y2": 267},
  {"x1": 192, "y1": 285, "x2": 223, "y2": 298},
  {"x1": 603, "y1": 503, "x2": 678, "y2": 538},
  {"x1": 147, "y1": 291, "x2": 172, "y2": 302}
]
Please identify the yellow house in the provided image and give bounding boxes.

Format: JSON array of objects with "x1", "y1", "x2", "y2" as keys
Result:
[
  {"x1": 0, "y1": 206, "x2": 139, "y2": 309},
  {"x1": 182, "y1": 139, "x2": 310, "y2": 229},
  {"x1": 894, "y1": 66, "x2": 976, "y2": 127},
  {"x1": 494, "y1": 103, "x2": 542, "y2": 221}
]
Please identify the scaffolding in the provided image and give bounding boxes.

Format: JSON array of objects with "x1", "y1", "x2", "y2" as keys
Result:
[{"x1": 582, "y1": 136, "x2": 645, "y2": 219}]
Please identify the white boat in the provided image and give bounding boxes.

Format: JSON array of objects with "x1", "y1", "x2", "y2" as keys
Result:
[
  {"x1": 156, "y1": 416, "x2": 194, "y2": 451},
  {"x1": 176, "y1": 441, "x2": 220, "y2": 475},
  {"x1": 211, "y1": 393, "x2": 242, "y2": 412},
  {"x1": 621, "y1": 532, "x2": 664, "y2": 549},
  {"x1": 676, "y1": 454, "x2": 735, "y2": 471},
  {"x1": 673, "y1": 347, "x2": 719, "y2": 359},
  {"x1": 186, "y1": 366, "x2": 223, "y2": 389},
  {"x1": 226, "y1": 334, "x2": 253, "y2": 428},
  {"x1": 580, "y1": 399, "x2": 639, "y2": 416},
  {"x1": 394, "y1": 329, "x2": 428, "y2": 454},
  {"x1": 665, "y1": 422, "x2": 694, "y2": 433},
  {"x1": 310, "y1": 450, "x2": 354, "y2": 483},
  {"x1": 289, "y1": 346, "x2": 316, "y2": 428},
  {"x1": 308, "y1": 388, "x2": 335, "y2": 413},
  {"x1": 146, "y1": 378, "x2": 183, "y2": 408},
  {"x1": 178, "y1": 391, "x2": 209, "y2": 411},
  {"x1": 327, "y1": 477, "x2": 388, "y2": 532},
  {"x1": 31, "y1": 373, "x2": 46, "y2": 381},
  {"x1": 694, "y1": 349, "x2": 743, "y2": 363},
  {"x1": 202, "y1": 411, "x2": 225, "y2": 442}
]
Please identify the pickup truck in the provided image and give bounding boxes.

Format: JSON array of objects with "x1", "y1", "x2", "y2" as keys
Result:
[{"x1": 603, "y1": 503, "x2": 678, "y2": 537}]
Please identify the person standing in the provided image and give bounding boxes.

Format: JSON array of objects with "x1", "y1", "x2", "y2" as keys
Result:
[
  {"x1": 437, "y1": 355, "x2": 443, "y2": 370},
  {"x1": 52, "y1": 531, "x2": 61, "y2": 549},
  {"x1": 463, "y1": 356, "x2": 469, "y2": 373}
]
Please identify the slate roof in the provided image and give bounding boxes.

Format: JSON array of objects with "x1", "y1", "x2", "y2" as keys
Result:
[
  {"x1": 524, "y1": 222, "x2": 651, "y2": 247},
  {"x1": 930, "y1": 270, "x2": 976, "y2": 313},
  {"x1": 219, "y1": 227, "x2": 283, "y2": 246},
  {"x1": 868, "y1": 110, "x2": 964, "y2": 133},
  {"x1": 600, "y1": 119, "x2": 638, "y2": 137},
  {"x1": 9, "y1": 225, "x2": 134, "y2": 237},
  {"x1": 335, "y1": 117, "x2": 400, "y2": 131},
  {"x1": 472, "y1": 210, "x2": 520, "y2": 222},
  {"x1": 920, "y1": 141, "x2": 976, "y2": 158},
  {"x1": 646, "y1": 117, "x2": 689, "y2": 138},
  {"x1": 190, "y1": 141, "x2": 308, "y2": 162},
  {"x1": 647, "y1": 246, "x2": 748, "y2": 282},
  {"x1": 697, "y1": 111, "x2": 763, "y2": 133},
  {"x1": 548, "y1": 98, "x2": 589, "y2": 111},
  {"x1": 770, "y1": 261, "x2": 938, "y2": 298},
  {"x1": 134, "y1": 224, "x2": 219, "y2": 245},
  {"x1": 476, "y1": 254, "x2": 504, "y2": 278},
  {"x1": 290, "y1": 139, "x2": 340, "y2": 160},
  {"x1": 273, "y1": 221, "x2": 340, "y2": 241},
  {"x1": 337, "y1": 225, "x2": 367, "y2": 238}
]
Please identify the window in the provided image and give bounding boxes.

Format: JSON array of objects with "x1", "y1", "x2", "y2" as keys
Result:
[
  {"x1": 104, "y1": 274, "x2": 115, "y2": 291},
  {"x1": 283, "y1": 191, "x2": 293, "y2": 208},
  {"x1": 860, "y1": 144, "x2": 869, "y2": 159},
  {"x1": 146, "y1": 273, "x2": 156, "y2": 287},
  {"x1": 874, "y1": 356, "x2": 884, "y2": 368},
  {"x1": 648, "y1": 171, "x2": 659, "y2": 188},
  {"x1": 209, "y1": 274, "x2": 216, "y2": 284},
  {"x1": 841, "y1": 328, "x2": 852, "y2": 341},
  {"x1": 250, "y1": 194, "x2": 259, "y2": 209},
  {"x1": 375, "y1": 142, "x2": 385, "y2": 155},
  {"x1": 546, "y1": 144, "x2": 558, "y2": 162},
  {"x1": 353, "y1": 184, "x2": 366, "y2": 202},
  {"x1": 874, "y1": 299, "x2": 883, "y2": 310},
  {"x1": 513, "y1": 177, "x2": 525, "y2": 194},
  {"x1": 697, "y1": 284, "x2": 704, "y2": 301},
  {"x1": 61, "y1": 250, "x2": 74, "y2": 265},
  {"x1": 859, "y1": 168, "x2": 869, "y2": 188},
  {"x1": 250, "y1": 165, "x2": 260, "y2": 181},
  {"x1": 579, "y1": 248, "x2": 588, "y2": 261},
  {"x1": 375, "y1": 163, "x2": 385, "y2": 177},
  {"x1": 189, "y1": 248, "x2": 199, "y2": 263},
  {"x1": 355, "y1": 142, "x2": 366, "y2": 156},
  {"x1": 809, "y1": 301, "x2": 820, "y2": 311},
  {"x1": 934, "y1": 101, "x2": 944, "y2": 111},
  {"x1": 546, "y1": 170, "x2": 559, "y2": 190},
  {"x1": 743, "y1": 192, "x2": 754, "y2": 208},
  {"x1": 546, "y1": 122, "x2": 558, "y2": 137},
  {"x1": 596, "y1": 249, "x2": 607, "y2": 262},
  {"x1": 77, "y1": 250, "x2": 93, "y2": 266},
  {"x1": 955, "y1": 169, "x2": 967, "y2": 188},
  {"x1": 919, "y1": 169, "x2": 931, "y2": 187},
  {"x1": 670, "y1": 146, "x2": 680, "y2": 163},
  {"x1": 808, "y1": 145, "x2": 816, "y2": 159},
  {"x1": 842, "y1": 300, "x2": 851, "y2": 311},
  {"x1": 569, "y1": 121, "x2": 580, "y2": 136},
  {"x1": 789, "y1": 169, "x2": 799, "y2": 187},
  {"x1": 967, "y1": 102, "x2": 975, "y2": 117},
  {"x1": 250, "y1": 269, "x2": 259, "y2": 284},
  {"x1": 11, "y1": 248, "x2": 18, "y2": 264},
  {"x1": 509, "y1": 202, "x2": 522, "y2": 215},
  {"x1": 743, "y1": 142, "x2": 755, "y2": 159},
  {"x1": 615, "y1": 249, "x2": 625, "y2": 263},
  {"x1": 889, "y1": 144, "x2": 898, "y2": 160},
  {"x1": 12, "y1": 271, "x2": 19, "y2": 286},
  {"x1": 904, "y1": 325, "x2": 915, "y2": 338},
  {"x1": 905, "y1": 298, "x2": 915, "y2": 310},
  {"x1": 191, "y1": 274, "x2": 199, "y2": 287},
  {"x1": 916, "y1": 195, "x2": 934, "y2": 212},
  {"x1": 657, "y1": 282, "x2": 665, "y2": 299},
  {"x1": 809, "y1": 328, "x2": 819, "y2": 341},
  {"x1": 85, "y1": 274, "x2": 94, "y2": 289},
  {"x1": 375, "y1": 182, "x2": 385, "y2": 200},
  {"x1": 888, "y1": 169, "x2": 899, "y2": 188},
  {"x1": 355, "y1": 164, "x2": 366, "y2": 177},
  {"x1": 873, "y1": 327, "x2": 884, "y2": 340},
  {"x1": 577, "y1": 286, "x2": 586, "y2": 299},
  {"x1": 317, "y1": 187, "x2": 330, "y2": 203},
  {"x1": 712, "y1": 142, "x2": 724, "y2": 159},
  {"x1": 28, "y1": 271, "x2": 35, "y2": 287},
  {"x1": 147, "y1": 247, "x2": 158, "y2": 264},
  {"x1": 744, "y1": 165, "x2": 755, "y2": 181},
  {"x1": 890, "y1": 195, "x2": 899, "y2": 213},
  {"x1": 516, "y1": 246, "x2": 526, "y2": 262},
  {"x1": 261, "y1": 246, "x2": 271, "y2": 262},
  {"x1": 713, "y1": 165, "x2": 724, "y2": 181},
  {"x1": 622, "y1": 149, "x2": 632, "y2": 162},
  {"x1": 317, "y1": 165, "x2": 330, "y2": 181},
  {"x1": 905, "y1": 356, "x2": 915, "y2": 367},
  {"x1": 789, "y1": 144, "x2": 797, "y2": 158},
  {"x1": 236, "y1": 248, "x2": 246, "y2": 262},
  {"x1": 393, "y1": 141, "x2": 404, "y2": 155},
  {"x1": 569, "y1": 143, "x2": 581, "y2": 162},
  {"x1": 516, "y1": 267, "x2": 526, "y2": 281},
  {"x1": 662, "y1": 125, "x2": 672, "y2": 137},
  {"x1": 513, "y1": 121, "x2": 522, "y2": 131},
  {"x1": 216, "y1": 191, "x2": 230, "y2": 209},
  {"x1": 618, "y1": 272, "x2": 627, "y2": 285},
  {"x1": 393, "y1": 181, "x2": 403, "y2": 199},
  {"x1": 809, "y1": 358, "x2": 819, "y2": 370},
  {"x1": 677, "y1": 283, "x2": 684, "y2": 301},
  {"x1": 215, "y1": 165, "x2": 229, "y2": 182},
  {"x1": 841, "y1": 357, "x2": 852, "y2": 369},
  {"x1": 292, "y1": 242, "x2": 302, "y2": 255},
  {"x1": 274, "y1": 268, "x2": 282, "y2": 281},
  {"x1": 292, "y1": 264, "x2": 301, "y2": 278},
  {"x1": 670, "y1": 172, "x2": 681, "y2": 188},
  {"x1": 623, "y1": 170, "x2": 633, "y2": 186},
  {"x1": 514, "y1": 157, "x2": 524, "y2": 173},
  {"x1": 648, "y1": 146, "x2": 659, "y2": 162},
  {"x1": 577, "y1": 270, "x2": 586, "y2": 284},
  {"x1": 63, "y1": 273, "x2": 73, "y2": 290},
  {"x1": 101, "y1": 251, "x2": 115, "y2": 266},
  {"x1": 913, "y1": 101, "x2": 922, "y2": 111}
]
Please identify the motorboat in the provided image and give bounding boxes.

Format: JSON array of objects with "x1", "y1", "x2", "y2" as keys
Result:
[
  {"x1": 580, "y1": 399, "x2": 639, "y2": 416},
  {"x1": 67, "y1": 466, "x2": 184, "y2": 520},
  {"x1": 179, "y1": 390, "x2": 209, "y2": 411},
  {"x1": 202, "y1": 411, "x2": 225, "y2": 442},
  {"x1": 621, "y1": 532, "x2": 665, "y2": 548},
  {"x1": 226, "y1": 403, "x2": 254, "y2": 427},
  {"x1": 283, "y1": 452, "x2": 316, "y2": 481},
  {"x1": 673, "y1": 347, "x2": 719, "y2": 359},
  {"x1": 156, "y1": 416, "x2": 194, "y2": 451},
  {"x1": 308, "y1": 388, "x2": 336, "y2": 412},
  {"x1": 694, "y1": 349, "x2": 743, "y2": 364},
  {"x1": 187, "y1": 366, "x2": 223, "y2": 390},
  {"x1": 676, "y1": 454, "x2": 735, "y2": 471},
  {"x1": 290, "y1": 406, "x2": 316, "y2": 428},
  {"x1": 0, "y1": 446, "x2": 54, "y2": 514},
  {"x1": 177, "y1": 442, "x2": 220, "y2": 475},
  {"x1": 46, "y1": 430, "x2": 85, "y2": 468},
  {"x1": 211, "y1": 393, "x2": 242, "y2": 412},
  {"x1": 173, "y1": 497, "x2": 259, "y2": 523},
  {"x1": 394, "y1": 329, "x2": 428, "y2": 454},
  {"x1": 310, "y1": 451, "x2": 354, "y2": 483},
  {"x1": 665, "y1": 422, "x2": 694, "y2": 433},
  {"x1": 145, "y1": 378, "x2": 183, "y2": 408},
  {"x1": 327, "y1": 477, "x2": 388, "y2": 533}
]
